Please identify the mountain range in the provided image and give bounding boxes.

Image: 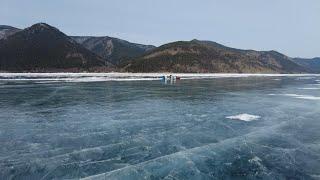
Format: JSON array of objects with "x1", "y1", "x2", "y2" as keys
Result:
[
  {"x1": 0, "y1": 23, "x2": 319, "y2": 73},
  {"x1": 0, "y1": 25, "x2": 21, "y2": 40},
  {"x1": 124, "y1": 40, "x2": 308, "y2": 73},
  {"x1": 292, "y1": 57, "x2": 320, "y2": 73},
  {"x1": 0, "y1": 23, "x2": 110, "y2": 72},
  {"x1": 71, "y1": 36, "x2": 155, "y2": 65}
]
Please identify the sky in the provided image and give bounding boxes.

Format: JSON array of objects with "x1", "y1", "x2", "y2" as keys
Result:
[{"x1": 1, "y1": 0, "x2": 319, "y2": 58}]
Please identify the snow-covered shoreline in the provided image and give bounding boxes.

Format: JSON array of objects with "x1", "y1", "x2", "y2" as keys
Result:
[
  {"x1": 1, "y1": 72, "x2": 320, "y2": 77},
  {"x1": 0, "y1": 73, "x2": 319, "y2": 82}
]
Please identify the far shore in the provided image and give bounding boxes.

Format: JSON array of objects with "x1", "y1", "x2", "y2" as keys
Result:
[{"x1": 1, "y1": 72, "x2": 320, "y2": 79}]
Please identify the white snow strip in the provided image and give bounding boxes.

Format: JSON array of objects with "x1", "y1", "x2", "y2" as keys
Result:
[
  {"x1": 0, "y1": 77, "x2": 159, "y2": 82},
  {"x1": 226, "y1": 113, "x2": 261, "y2": 122},
  {"x1": 284, "y1": 94, "x2": 320, "y2": 100},
  {"x1": 295, "y1": 77, "x2": 315, "y2": 80},
  {"x1": 0, "y1": 73, "x2": 319, "y2": 82},
  {"x1": 271, "y1": 94, "x2": 320, "y2": 100},
  {"x1": 299, "y1": 88, "x2": 320, "y2": 90},
  {"x1": 0, "y1": 73, "x2": 319, "y2": 78}
]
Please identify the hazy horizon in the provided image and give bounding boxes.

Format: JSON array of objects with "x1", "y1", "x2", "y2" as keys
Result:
[{"x1": 1, "y1": 0, "x2": 319, "y2": 58}]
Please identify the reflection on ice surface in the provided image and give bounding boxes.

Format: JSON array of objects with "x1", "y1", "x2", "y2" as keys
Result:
[{"x1": 0, "y1": 75, "x2": 320, "y2": 179}]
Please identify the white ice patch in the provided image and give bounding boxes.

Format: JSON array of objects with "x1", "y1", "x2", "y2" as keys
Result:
[
  {"x1": 296, "y1": 77, "x2": 315, "y2": 80},
  {"x1": 282, "y1": 94, "x2": 320, "y2": 100},
  {"x1": 226, "y1": 113, "x2": 260, "y2": 122},
  {"x1": 299, "y1": 88, "x2": 320, "y2": 90},
  {"x1": 269, "y1": 93, "x2": 320, "y2": 100},
  {"x1": 248, "y1": 156, "x2": 262, "y2": 164},
  {"x1": 269, "y1": 94, "x2": 320, "y2": 100}
]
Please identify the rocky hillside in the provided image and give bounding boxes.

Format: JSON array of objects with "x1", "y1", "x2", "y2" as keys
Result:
[
  {"x1": 292, "y1": 57, "x2": 320, "y2": 73},
  {"x1": 72, "y1": 36, "x2": 155, "y2": 65},
  {"x1": 0, "y1": 23, "x2": 110, "y2": 72},
  {"x1": 0, "y1": 25, "x2": 21, "y2": 40},
  {"x1": 124, "y1": 40, "x2": 309, "y2": 73}
]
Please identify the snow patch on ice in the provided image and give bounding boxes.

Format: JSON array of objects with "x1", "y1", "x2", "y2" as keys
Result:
[
  {"x1": 296, "y1": 77, "x2": 315, "y2": 80},
  {"x1": 281, "y1": 94, "x2": 320, "y2": 100},
  {"x1": 269, "y1": 93, "x2": 320, "y2": 100},
  {"x1": 269, "y1": 94, "x2": 320, "y2": 100},
  {"x1": 299, "y1": 88, "x2": 320, "y2": 90},
  {"x1": 226, "y1": 113, "x2": 261, "y2": 122},
  {"x1": 248, "y1": 156, "x2": 262, "y2": 163}
]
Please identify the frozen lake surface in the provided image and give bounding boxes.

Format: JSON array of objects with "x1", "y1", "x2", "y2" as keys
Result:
[{"x1": 0, "y1": 74, "x2": 320, "y2": 179}]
